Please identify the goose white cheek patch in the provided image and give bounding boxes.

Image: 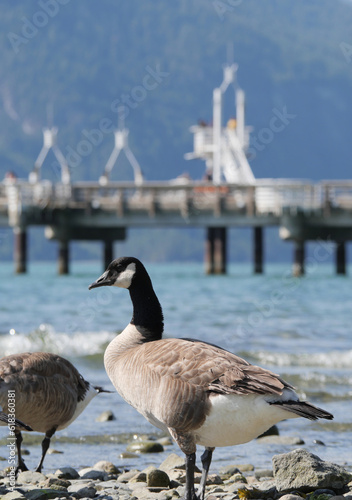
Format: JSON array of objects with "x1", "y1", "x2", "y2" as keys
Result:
[{"x1": 113, "y1": 262, "x2": 136, "y2": 289}]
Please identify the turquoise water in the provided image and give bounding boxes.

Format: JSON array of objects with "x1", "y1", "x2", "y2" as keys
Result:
[{"x1": 0, "y1": 261, "x2": 351, "y2": 472}]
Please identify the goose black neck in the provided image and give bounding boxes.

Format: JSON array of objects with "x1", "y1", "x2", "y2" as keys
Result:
[{"x1": 129, "y1": 275, "x2": 164, "y2": 341}]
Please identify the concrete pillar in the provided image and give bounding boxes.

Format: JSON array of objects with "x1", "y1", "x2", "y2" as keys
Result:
[
  {"x1": 14, "y1": 227, "x2": 27, "y2": 274},
  {"x1": 104, "y1": 240, "x2": 113, "y2": 269},
  {"x1": 336, "y1": 241, "x2": 346, "y2": 275},
  {"x1": 293, "y1": 240, "x2": 305, "y2": 277},
  {"x1": 254, "y1": 226, "x2": 263, "y2": 274},
  {"x1": 205, "y1": 227, "x2": 227, "y2": 274},
  {"x1": 58, "y1": 240, "x2": 69, "y2": 275}
]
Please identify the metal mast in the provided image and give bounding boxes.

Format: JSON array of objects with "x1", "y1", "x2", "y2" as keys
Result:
[
  {"x1": 29, "y1": 105, "x2": 70, "y2": 184},
  {"x1": 185, "y1": 64, "x2": 255, "y2": 185},
  {"x1": 99, "y1": 110, "x2": 144, "y2": 186}
]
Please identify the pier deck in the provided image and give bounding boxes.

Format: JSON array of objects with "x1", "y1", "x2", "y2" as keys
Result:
[{"x1": 1, "y1": 179, "x2": 351, "y2": 274}]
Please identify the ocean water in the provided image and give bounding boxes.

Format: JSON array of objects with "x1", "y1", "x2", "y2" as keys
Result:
[{"x1": 0, "y1": 261, "x2": 351, "y2": 473}]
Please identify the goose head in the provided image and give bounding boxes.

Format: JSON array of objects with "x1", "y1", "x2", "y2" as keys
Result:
[{"x1": 89, "y1": 256, "x2": 145, "y2": 290}]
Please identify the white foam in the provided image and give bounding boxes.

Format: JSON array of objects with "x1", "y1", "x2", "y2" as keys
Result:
[
  {"x1": 252, "y1": 349, "x2": 352, "y2": 369},
  {"x1": 0, "y1": 324, "x2": 115, "y2": 357}
]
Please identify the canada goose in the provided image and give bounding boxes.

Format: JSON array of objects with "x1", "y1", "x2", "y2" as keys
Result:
[
  {"x1": 0, "y1": 411, "x2": 32, "y2": 431},
  {"x1": 0, "y1": 352, "x2": 110, "y2": 473},
  {"x1": 89, "y1": 257, "x2": 333, "y2": 500}
]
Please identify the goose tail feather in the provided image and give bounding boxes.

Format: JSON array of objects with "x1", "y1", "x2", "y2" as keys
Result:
[{"x1": 270, "y1": 400, "x2": 333, "y2": 421}]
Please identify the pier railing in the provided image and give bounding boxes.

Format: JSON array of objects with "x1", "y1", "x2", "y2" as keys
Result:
[{"x1": 1, "y1": 180, "x2": 352, "y2": 226}]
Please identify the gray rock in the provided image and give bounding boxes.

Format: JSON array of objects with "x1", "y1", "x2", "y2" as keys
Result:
[
  {"x1": 118, "y1": 469, "x2": 141, "y2": 482},
  {"x1": 147, "y1": 469, "x2": 170, "y2": 488},
  {"x1": 39, "y1": 477, "x2": 71, "y2": 489},
  {"x1": 25, "y1": 489, "x2": 70, "y2": 500},
  {"x1": 67, "y1": 483, "x2": 97, "y2": 498},
  {"x1": 129, "y1": 472, "x2": 147, "y2": 483},
  {"x1": 0, "y1": 491, "x2": 27, "y2": 500},
  {"x1": 93, "y1": 460, "x2": 120, "y2": 475},
  {"x1": 55, "y1": 466, "x2": 80, "y2": 479},
  {"x1": 257, "y1": 435, "x2": 304, "y2": 445},
  {"x1": 79, "y1": 467, "x2": 108, "y2": 480},
  {"x1": 255, "y1": 468, "x2": 274, "y2": 479},
  {"x1": 278, "y1": 495, "x2": 303, "y2": 500},
  {"x1": 273, "y1": 449, "x2": 352, "y2": 493},
  {"x1": 95, "y1": 410, "x2": 116, "y2": 422},
  {"x1": 159, "y1": 453, "x2": 186, "y2": 471},
  {"x1": 218, "y1": 465, "x2": 241, "y2": 479},
  {"x1": 16, "y1": 471, "x2": 47, "y2": 484}
]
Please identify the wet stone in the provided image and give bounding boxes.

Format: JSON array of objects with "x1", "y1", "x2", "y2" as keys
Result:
[
  {"x1": 126, "y1": 440, "x2": 164, "y2": 453},
  {"x1": 78, "y1": 467, "x2": 108, "y2": 480},
  {"x1": 95, "y1": 410, "x2": 116, "y2": 422},
  {"x1": 55, "y1": 466, "x2": 80, "y2": 479},
  {"x1": 16, "y1": 471, "x2": 47, "y2": 484},
  {"x1": 93, "y1": 460, "x2": 120, "y2": 475},
  {"x1": 119, "y1": 451, "x2": 139, "y2": 459},
  {"x1": 147, "y1": 469, "x2": 170, "y2": 488}
]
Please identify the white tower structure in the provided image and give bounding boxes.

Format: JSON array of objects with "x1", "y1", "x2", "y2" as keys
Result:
[
  {"x1": 29, "y1": 126, "x2": 71, "y2": 184},
  {"x1": 185, "y1": 64, "x2": 255, "y2": 185},
  {"x1": 99, "y1": 113, "x2": 144, "y2": 186}
]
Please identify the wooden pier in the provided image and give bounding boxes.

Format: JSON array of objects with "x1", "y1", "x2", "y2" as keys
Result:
[{"x1": 1, "y1": 178, "x2": 352, "y2": 275}]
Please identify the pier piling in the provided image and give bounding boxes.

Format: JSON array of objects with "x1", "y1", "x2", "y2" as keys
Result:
[
  {"x1": 253, "y1": 226, "x2": 263, "y2": 274},
  {"x1": 58, "y1": 240, "x2": 69, "y2": 275},
  {"x1": 293, "y1": 240, "x2": 305, "y2": 277},
  {"x1": 205, "y1": 227, "x2": 227, "y2": 274},
  {"x1": 336, "y1": 241, "x2": 346, "y2": 275},
  {"x1": 14, "y1": 227, "x2": 27, "y2": 274}
]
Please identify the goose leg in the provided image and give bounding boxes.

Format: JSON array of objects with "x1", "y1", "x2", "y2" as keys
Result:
[
  {"x1": 35, "y1": 427, "x2": 56, "y2": 473},
  {"x1": 15, "y1": 431, "x2": 28, "y2": 473},
  {"x1": 197, "y1": 447, "x2": 214, "y2": 500},
  {"x1": 184, "y1": 452, "x2": 198, "y2": 500}
]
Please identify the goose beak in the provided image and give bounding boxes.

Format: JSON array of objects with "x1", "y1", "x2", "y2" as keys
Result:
[{"x1": 89, "y1": 271, "x2": 113, "y2": 290}]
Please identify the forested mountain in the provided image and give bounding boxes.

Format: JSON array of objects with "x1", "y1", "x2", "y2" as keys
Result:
[{"x1": 1, "y1": 1, "x2": 352, "y2": 263}]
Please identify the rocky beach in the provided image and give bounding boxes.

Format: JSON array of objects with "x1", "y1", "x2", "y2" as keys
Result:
[{"x1": 1, "y1": 447, "x2": 351, "y2": 500}]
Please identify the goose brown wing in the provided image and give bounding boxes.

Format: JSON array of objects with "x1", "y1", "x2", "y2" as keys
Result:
[
  {"x1": 0, "y1": 352, "x2": 86, "y2": 431},
  {"x1": 141, "y1": 338, "x2": 291, "y2": 396}
]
